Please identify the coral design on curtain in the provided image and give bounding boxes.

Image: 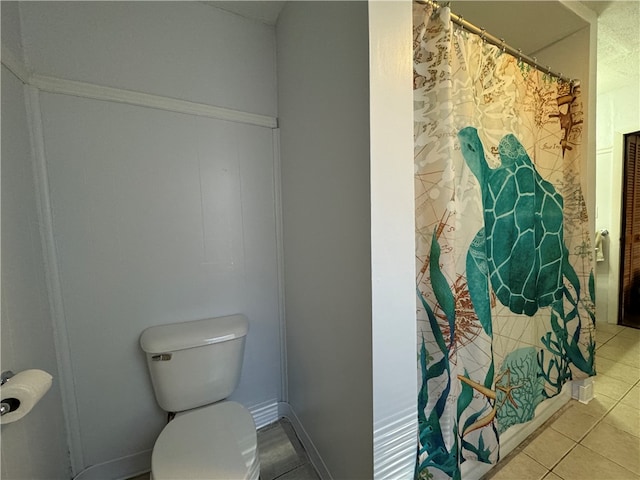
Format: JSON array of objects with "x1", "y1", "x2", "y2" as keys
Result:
[{"x1": 413, "y1": 5, "x2": 596, "y2": 480}]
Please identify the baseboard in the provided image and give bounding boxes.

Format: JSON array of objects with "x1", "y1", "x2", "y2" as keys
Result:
[
  {"x1": 73, "y1": 449, "x2": 151, "y2": 480},
  {"x1": 72, "y1": 400, "x2": 278, "y2": 480},
  {"x1": 461, "y1": 382, "x2": 572, "y2": 480},
  {"x1": 249, "y1": 399, "x2": 280, "y2": 429},
  {"x1": 278, "y1": 402, "x2": 333, "y2": 480}
]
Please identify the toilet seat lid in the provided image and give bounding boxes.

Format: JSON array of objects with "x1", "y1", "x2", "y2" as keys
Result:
[{"x1": 152, "y1": 401, "x2": 258, "y2": 480}]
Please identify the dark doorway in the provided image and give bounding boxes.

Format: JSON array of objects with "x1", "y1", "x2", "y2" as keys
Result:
[{"x1": 620, "y1": 131, "x2": 640, "y2": 328}]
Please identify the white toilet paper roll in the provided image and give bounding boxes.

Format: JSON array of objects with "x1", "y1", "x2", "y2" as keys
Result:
[{"x1": 0, "y1": 369, "x2": 52, "y2": 424}]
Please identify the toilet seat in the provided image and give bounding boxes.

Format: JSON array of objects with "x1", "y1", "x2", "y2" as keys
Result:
[{"x1": 151, "y1": 401, "x2": 259, "y2": 480}]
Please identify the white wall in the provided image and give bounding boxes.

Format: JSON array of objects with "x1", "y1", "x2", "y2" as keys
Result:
[
  {"x1": 16, "y1": 2, "x2": 282, "y2": 476},
  {"x1": 595, "y1": 82, "x2": 640, "y2": 324},
  {"x1": 593, "y1": 0, "x2": 640, "y2": 325},
  {"x1": 19, "y1": 1, "x2": 277, "y2": 117},
  {"x1": 276, "y1": 2, "x2": 374, "y2": 478},
  {"x1": 38, "y1": 93, "x2": 281, "y2": 470},
  {"x1": 368, "y1": 2, "x2": 418, "y2": 478},
  {"x1": 1, "y1": 4, "x2": 70, "y2": 477}
]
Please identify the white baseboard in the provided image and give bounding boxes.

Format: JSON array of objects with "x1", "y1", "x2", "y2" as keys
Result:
[
  {"x1": 249, "y1": 399, "x2": 280, "y2": 429},
  {"x1": 72, "y1": 400, "x2": 278, "y2": 480},
  {"x1": 278, "y1": 402, "x2": 333, "y2": 480},
  {"x1": 461, "y1": 382, "x2": 572, "y2": 480},
  {"x1": 73, "y1": 449, "x2": 151, "y2": 480}
]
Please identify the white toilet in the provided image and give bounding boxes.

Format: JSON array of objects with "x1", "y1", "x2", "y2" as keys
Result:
[{"x1": 140, "y1": 314, "x2": 260, "y2": 480}]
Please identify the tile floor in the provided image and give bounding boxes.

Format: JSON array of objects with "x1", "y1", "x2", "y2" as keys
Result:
[
  {"x1": 483, "y1": 322, "x2": 640, "y2": 480},
  {"x1": 128, "y1": 418, "x2": 319, "y2": 480},
  {"x1": 257, "y1": 418, "x2": 320, "y2": 480},
  {"x1": 131, "y1": 323, "x2": 638, "y2": 480}
]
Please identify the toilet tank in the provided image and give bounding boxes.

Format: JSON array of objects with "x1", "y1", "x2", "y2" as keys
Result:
[{"x1": 140, "y1": 314, "x2": 249, "y2": 412}]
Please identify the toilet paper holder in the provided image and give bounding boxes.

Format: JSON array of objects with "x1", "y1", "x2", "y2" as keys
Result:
[
  {"x1": 1, "y1": 371, "x2": 14, "y2": 385},
  {"x1": 1, "y1": 370, "x2": 15, "y2": 416}
]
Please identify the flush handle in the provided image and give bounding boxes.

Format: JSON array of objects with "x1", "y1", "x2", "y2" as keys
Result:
[{"x1": 151, "y1": 353, "x2": 172, "y2": 361}]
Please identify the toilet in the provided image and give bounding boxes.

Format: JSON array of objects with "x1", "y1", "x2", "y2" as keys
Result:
[{"x1": 140, "y1": 314, "x2": 260, "y2": 480}]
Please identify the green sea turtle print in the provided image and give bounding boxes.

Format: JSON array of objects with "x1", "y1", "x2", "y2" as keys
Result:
[{"x1": 458, "y1": 127, "x2": 566, "y2": 317}]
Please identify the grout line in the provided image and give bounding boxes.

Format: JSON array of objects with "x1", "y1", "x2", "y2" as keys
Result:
[
  {"x1": 520, "y1": 451, "x2": 552, "y2": 478},
  {"x1": 546, "y1": 330, "x2": 639, "y2": 477},
  {"x1": 544, "y1": 396, "x2": 625, "y2": 475},
  {"x1": 482, "y1": 326, "x2": 639, "y2": 480}
]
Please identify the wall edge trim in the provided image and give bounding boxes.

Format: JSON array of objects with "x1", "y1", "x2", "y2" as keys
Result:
[
  {"x1": 31, "y1": 74, "x2": 278, "y2": 128},
  {"x1": 272, "y1": 129, "x2": 288, "y2": 403},
  {"x1": 1, "y1": 54, "x2": 277, "y2": 128},
  {"x1": 1, "y1": 45, "x2": 31, "y2": 84},
  {"x1": 72, "y1": 449, "x2": 152, "y2": 480},
  {"x1": 278, "y1": 402, "x2": 333, "y2": 480},
  {"x1": 596, "y1": 146, "x2": 614, "y2": 155},
  {"x1": 24, "y1": 85, "x2": 85, "y2": 475}
]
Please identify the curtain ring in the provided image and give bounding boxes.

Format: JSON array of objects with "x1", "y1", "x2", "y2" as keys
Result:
[
  {"x1": 480, "y1": 27, "x2": 486, "y2": 43},
  {"x1": 517, "y1": 48, "x2": 522, "y2": 62},
  {"x1": 500, "y1": 38, "x2": 506, "y2": 53},
  {"x1": 457, "y1": 15, "x2": 464, "y2": 32}
]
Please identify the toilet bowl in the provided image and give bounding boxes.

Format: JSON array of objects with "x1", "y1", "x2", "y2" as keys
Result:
[
  {"x1": 140, "y1": 314, "x2": 259, "y2": 480},
  {"x1": 151, "y1": 401, "x2": 259, "y2": 480}
]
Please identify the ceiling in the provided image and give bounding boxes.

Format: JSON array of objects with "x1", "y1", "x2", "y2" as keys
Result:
[
  {"x1": 592, "y1": 0, "x2": 640, "y2": 93},
  {"x1": 202, "y1": 0, "x2": 639, "y2": 93},
  {"x1": 453, "y1": 1, "x2": 590, "y2": 56},
  {"x1": 203, "y1": 1, "x2": 285, "y2": 25},
  {"x1": 453, "y1": 0, "x2": 639, "y2": 93}
]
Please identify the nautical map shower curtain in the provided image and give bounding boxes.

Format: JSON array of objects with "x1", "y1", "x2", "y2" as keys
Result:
[{"x1": 413, "y1": 5, "x2": 596, "y2": 479}]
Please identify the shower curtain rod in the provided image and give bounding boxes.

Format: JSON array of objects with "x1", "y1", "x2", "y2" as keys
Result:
[{"x1": 415, "y1": 0, "x2": 575, "y2": 85}]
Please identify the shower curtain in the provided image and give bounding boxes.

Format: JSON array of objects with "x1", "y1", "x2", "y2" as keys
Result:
[{"x1": 413, "y1": 5, "x2": 596, "y2": 480}]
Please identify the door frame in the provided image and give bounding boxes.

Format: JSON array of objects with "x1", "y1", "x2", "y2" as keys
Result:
[
  {"x1": 618, "y1": 130, "x2": 640, "y2": 325},
  {"x1": 609, "y1": 130, "x2": 639, "y2": 325}
]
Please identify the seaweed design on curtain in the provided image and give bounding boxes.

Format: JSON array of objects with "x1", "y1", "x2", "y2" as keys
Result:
[{"x1": 413, "y1": 4, "x2": 596, "y2": 479}]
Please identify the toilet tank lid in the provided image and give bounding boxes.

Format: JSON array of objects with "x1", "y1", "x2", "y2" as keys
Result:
[{"x1": 140, "y1": 314, "x2": 249, "y2": 354}]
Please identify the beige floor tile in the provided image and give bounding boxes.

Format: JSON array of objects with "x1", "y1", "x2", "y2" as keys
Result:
[
  {"x1": 543, "y1": 473, "x2": 563, "y2": 480},
  {"x1": 617, "y1": 327, "x2": 640, "y2": 340},
  {"x1": 596, "y1": 329, "x2": 617, "y2": 346},
  {"x1": 596, "y1": 356, "x2": 640, "y2": 384},
  {"x1": 602, "y1": 402, "x2": 640, "y2": 438},
  {"x1": 596, "y1": 346, "x2": 640, "y2": 368},
  {"x1": 597, "y1": 322, "x2": 626, "y2": 335},
  {"x1": 582, "y1": 422, "x2": 640, "y2": 474},
  {"x1": 598, "y1": 344, "x2": 640, "y2": 368},
  {"x1": 553, "y1": 444, "x2": 638, "y2": 480},
  {"x1": 597, "y1": 344, "x2": 623, "y2": 361},
  {"x1": 621, "y1": 384, "x2": 640, "y2": 408},
  {"x1": 606, "y1": 335, "x2": 640, "y2": 353},
  {"x1": 523, "y1": 428, "x2": 576, "y2": 469},
  {"x1": 549, "y1": 405, "x2": 601, "y2": 441},
  {"x1": 594, "y1": 373, "x2": 635, "y2": 400},
  {"x1": 612, "y1": 330, "x2": 640, "y2": 341},
  {"x1": 619, "y1": 352, "x2": 640, "y2": 369},
  {"x1": 484, "y1": 453, "x2": 548, "y2": 480},
  {"x1": 570, "y1": 394, "x2": 616, "y2": 419}
]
